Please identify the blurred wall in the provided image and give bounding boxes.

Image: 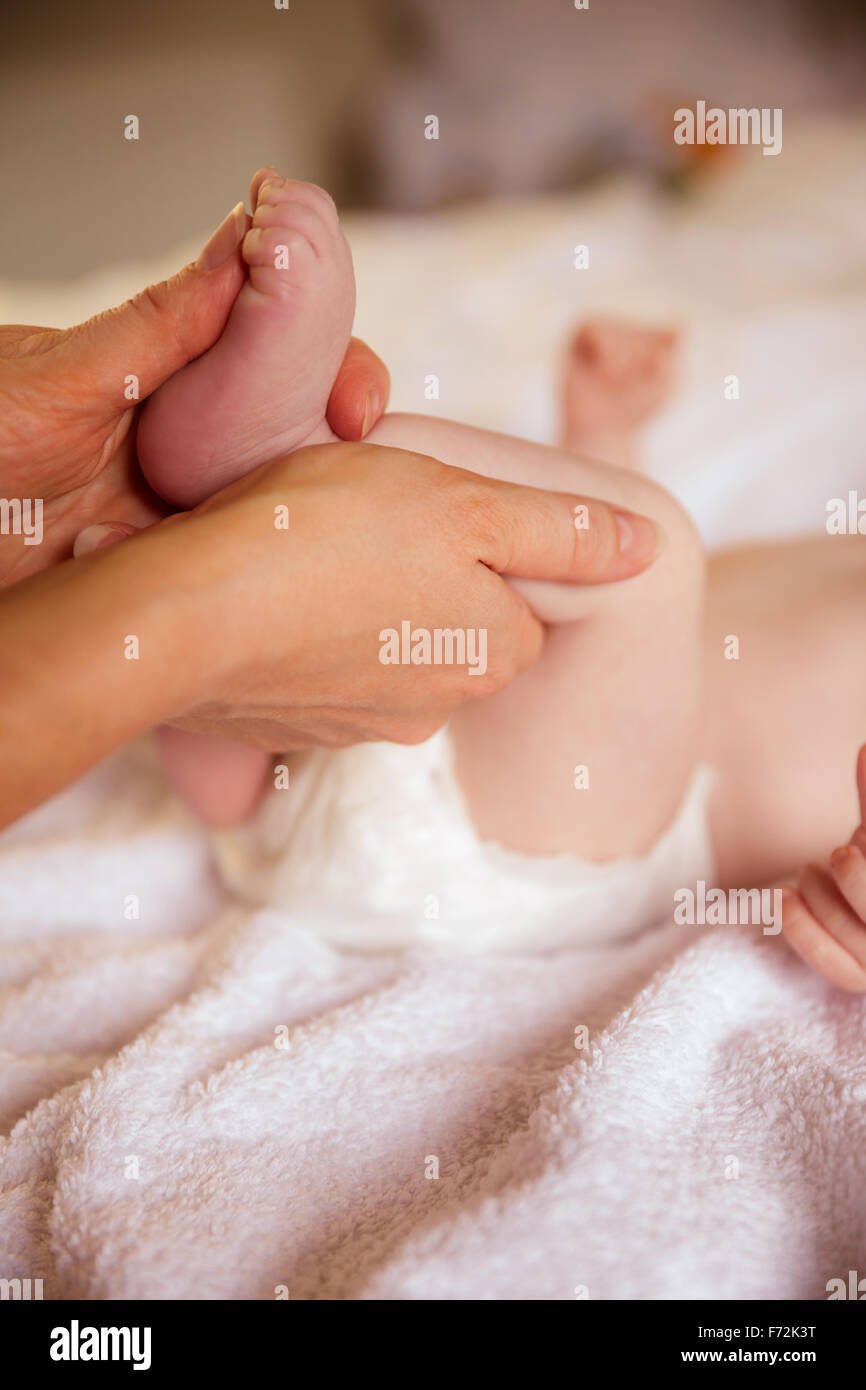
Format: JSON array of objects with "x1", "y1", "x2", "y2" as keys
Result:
[
  {"x1": 0, "y1": 0, "x2": 388, "y2": 278},
  {"x1": 365, "y1": 0, "x2": 866, "y2": 208},
  {"x1": 1, "y1": 0, "x2": 863, "y2": 280}
]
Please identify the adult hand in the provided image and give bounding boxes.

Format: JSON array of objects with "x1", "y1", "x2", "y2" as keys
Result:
[
  {"x1": 150, "y1": 440, "x2": 661, "y2": 748},
  {"x1": 0, "y1": 203, "x2": 389, "y2": 588},
  {"x1": 0, "y1": 438, "x2": 660, "y2": 824}
]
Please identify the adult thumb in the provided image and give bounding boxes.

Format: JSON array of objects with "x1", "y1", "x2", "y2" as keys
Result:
[{"x1": 59, "y1": 202, "x2": 249, "y2": 405}]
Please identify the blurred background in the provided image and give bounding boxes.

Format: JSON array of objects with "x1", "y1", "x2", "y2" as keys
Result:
[
  {"x1": 1, "y1": 0, "x2": 863, "y2": 275},
  {"x1": 1, "y1": 0, "x2": 864, "y2": 547}
]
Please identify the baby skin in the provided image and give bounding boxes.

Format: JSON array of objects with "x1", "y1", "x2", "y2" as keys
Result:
[
  {"x1": 138, "y1": 168, "x2": 866, "y2": 993},
  {"x1": 780, "y1": 748, "x2": 866, "y2": 993}
]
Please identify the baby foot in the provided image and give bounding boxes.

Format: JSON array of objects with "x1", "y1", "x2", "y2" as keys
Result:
[
  {"x1": 138, "y1": 168, "x2": 356, "y2": 507},
  {"x1": 781, "y1": 745, "x2": 866, "y2": 991},
  {"x1": 139, "y1": 169, "x2": 354, "y2": 827},
  {"x1": 561, "y1": 318, "x2": 677, "y2": 469}
]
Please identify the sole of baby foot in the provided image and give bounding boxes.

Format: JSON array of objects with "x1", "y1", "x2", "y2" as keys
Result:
[{"x1": 138, "y1": 172, "x2": 356, "y2": 508}]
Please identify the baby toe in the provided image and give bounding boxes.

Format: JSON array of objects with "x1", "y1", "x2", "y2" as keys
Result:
[
  {"x1": 643, "y1": 326, "x2": 678, "y2": 356},
  {"x1": 252, "y1": 197, "x2": 326, "y2": 255},
  {"x1": 249, "y1": 166, "x2": 283, "y2": 207},
  {"x1": 632, "y1": 328, "x2": 678, "y2": 381},
  {"x1": 280, "y1": 180, "x2": 339, "y2": 223},
  {"x1": 257, "y1": 177, "x2": 338, "y2": 224},
  {"x1": 242, "y1": 225, "x2": 318, "y2": 295}
]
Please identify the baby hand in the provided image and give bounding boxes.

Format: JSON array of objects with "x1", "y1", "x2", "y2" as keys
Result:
[{"x1": 782, "y1": 746, "x2": 866, "y2": 991}]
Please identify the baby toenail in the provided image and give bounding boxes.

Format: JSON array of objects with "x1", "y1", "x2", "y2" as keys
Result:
[
  {"x1": 831, "y1": 846, "x2": 851, "y2": 869},
  {"x1": 243, "y1": 228, "x2": 264, "y2": 255},
  {"x1": 259, "y1": 178, "x2": 285, "y2": 200}
]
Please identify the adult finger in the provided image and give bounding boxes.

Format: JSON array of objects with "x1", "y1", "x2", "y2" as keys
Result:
[
  {"x1": 326, "y1": 338, "x2": 391, "y2": 440},
  {"x1": 57, "y1": 203, "x2": 251, "y2": 405},
  {"x1": 451, "y1": 471, "x2": 662, "y2": 585}
]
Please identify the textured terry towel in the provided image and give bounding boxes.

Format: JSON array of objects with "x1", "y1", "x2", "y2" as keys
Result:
[
  {"x1": 0, "y1": 760, "x2": 865, "y2": 1301},
  {"x1": 0, "y1": 549, "x2": 864, "y2": 1297},
  {"x1": 2, "y1": 116, "x2": 866, "y2": 1299}
]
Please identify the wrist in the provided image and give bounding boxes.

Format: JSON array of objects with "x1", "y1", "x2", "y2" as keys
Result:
[
  {"x1": 111, "y1": 513, "x2": 246, "y2": 720},
  {"x1": 144, "y1": 503, "x2": 310, "y2": 716},
  {"x1": 0, "y1": 526, "x2": 204, "y2": 824}
]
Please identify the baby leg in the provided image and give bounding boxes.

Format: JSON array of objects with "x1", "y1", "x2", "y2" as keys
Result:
[
  {"x1": 559, "y1": 337, "x2": 866, "y2": 890},
  {"x1": 704, "y1": 535, "x2": 866, "y2": 886},
  {"x1": 368, "y1": 414, "x2": 705, "y2": 860},
  {"x1": 144, "y1": 171, "x2": 690, "y2": 844},
  {"x1": 560, "y1": 318, "x2": 678, "y2": 471},
  {"x1": 139, "y1": 169, "x2": 351, "y2": 825}
]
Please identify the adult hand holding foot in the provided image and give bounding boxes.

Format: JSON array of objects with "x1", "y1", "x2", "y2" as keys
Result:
[
  {"x1": 0, "y1": 441, "x2": 660, "y2": 827},
  {"x1": 0, "y1": 200, "x2": 389, "y2": 589}
]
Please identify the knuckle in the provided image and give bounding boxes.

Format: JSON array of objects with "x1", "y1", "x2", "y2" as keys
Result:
[
  {"x1": 136, "y1": 279, "x2": 171, "y2": 320},
  {"x1": 453, "y1": 483, "x2": 506, "y2": 549},
  {"x1": 463, "y1": 671, "x2": 502, "y2": 701},
  {"x1": 131, "y1": 278, "x2": 189, "y2": 362},
  {"x1": 459, "y1": 658, "x2": 510, "y2": 702},
  {"x1": 391, "y1": 717, "x2": 442, "y2": 746}
]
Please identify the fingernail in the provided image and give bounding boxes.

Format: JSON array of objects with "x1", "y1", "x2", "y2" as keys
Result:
[
  {"x1": 196, "y1": 201, "x2": 246, "y2": 271},
  {"x1": 72, "y1": 523, "x2": 133, "y2": 557},
  {"x1": 613, "y1": 508, "x2": 662, "y2": 565},
  {"x1": 830, "y1": 846, "x2": 851, "y2": 869},
  {"x1": 360, "y1": 388, "x2": 381, "y2": 437}
]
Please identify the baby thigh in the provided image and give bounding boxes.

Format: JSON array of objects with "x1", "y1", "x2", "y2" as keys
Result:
[
  {"x1": 449, "y1": 468, "x2": 706, "y2": 860},
  {"x1": 704, "y1": 535, "x2": 866, "y2": 886}
]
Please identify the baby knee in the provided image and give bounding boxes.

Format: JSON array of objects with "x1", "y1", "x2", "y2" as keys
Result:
[
  {"x1": 630, "y1": 473, "x2": 705, "y2": 598},
  {"x1": 514, "y1": 476, "x2": 704, "y2": 626}
]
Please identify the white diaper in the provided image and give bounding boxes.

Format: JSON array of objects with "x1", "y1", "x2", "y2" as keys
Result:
[{"x1": 213, "y1": 731, "x2": 716, "y2": 955}]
